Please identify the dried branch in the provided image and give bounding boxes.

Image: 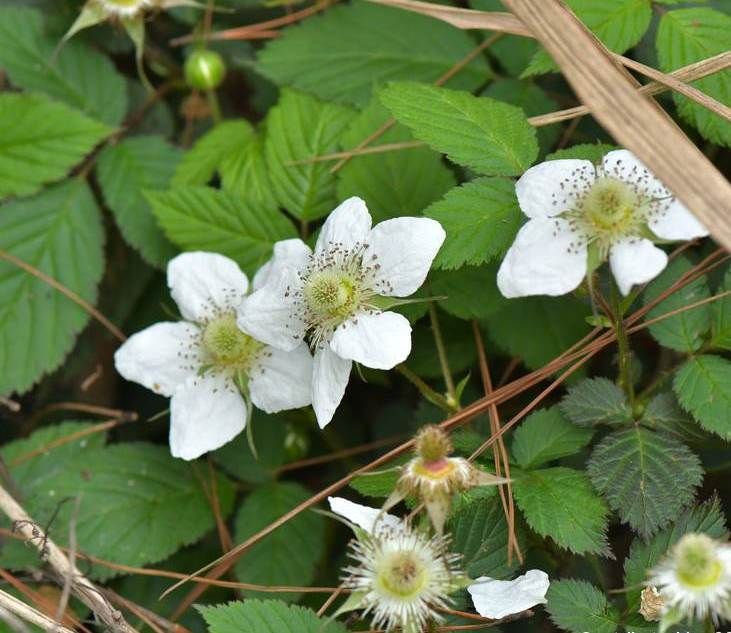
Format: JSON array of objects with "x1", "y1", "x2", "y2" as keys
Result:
[
  {"x1": 0, "y1": 485, "x2": 139, "y2": 633},
  {"x1": 0, "y1": 590, "x2": 75, "y2": 633}
]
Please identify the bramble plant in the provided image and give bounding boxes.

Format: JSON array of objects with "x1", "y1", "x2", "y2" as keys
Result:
[{"x1": 0, "y1": 1, "x2": 729, "y2": 633}]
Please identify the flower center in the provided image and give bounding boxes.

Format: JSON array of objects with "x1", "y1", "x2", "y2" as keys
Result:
[
  {"x1": 675, "y1": 534, "x2": 723, "y2": 590},
  {"x1": 303, "y1": 270, "x2": 359, "y2": 320},
  {"x1": 202, "y1": 314, "x2": 263, "y2": 370},
  {"x1": 581, "y1": 177, "x2": 641, "y2": 236},
  {"x1": 377, "y1": 551, "x2": 427, "y2": 598}
]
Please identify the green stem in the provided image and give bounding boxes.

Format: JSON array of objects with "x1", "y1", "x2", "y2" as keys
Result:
[
  {"x1": 611, "y1": 282, "x2": 635, "y2": 406},
  {"x1": 428, "y1": 302, "x2": 457, "y2": 407},
  {"x1": 206, "y1": 89, "x2": 222, "y2": 124},
  {"x1": 396, "y1": 365, "x2": 453, "y2": 413}
]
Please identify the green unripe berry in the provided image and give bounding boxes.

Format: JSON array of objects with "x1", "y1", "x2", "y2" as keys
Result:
[{"x1": 184, "y1": 50, "x2": 226, "y2": 90}]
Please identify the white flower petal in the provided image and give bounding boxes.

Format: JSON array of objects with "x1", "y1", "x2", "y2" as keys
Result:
[
  {"x1": 114, "y1": 321, "x2": 199, "y2": 397},
  {"x1": 236, "y1": 267, "x2": 305, "y2": 352},
  {"x1": 601, "y1": 149, "x2": 667, "y2": 199},
  {"x1": 362, "y1": 217, "x2": 445, "y2": 297},
  {"x1": 609, "y1": 237, "x2": 668, "y2": 296},
  {"x1": 650, "y1": 199, "x2": 709, "y2": 241},
  {"x1": 327, "y1": 497, "x2": 403, "y2": 535},
  {"x1": 315, "y1": 197, "x2": 372, "y2": 253},
  {"x1": 169, "y1": 373, "x2": 247, "y2": 460},
  {"x1": 468, "y1": 570, "x2": 550, "y2": 619},
  {"x1": 249, "y1": 344, "x2": 313, "y2": 413},
  {"x1": 168, "y1": 252, "x2": 249, "y2": 322},
  {"x1": 330, "y1": 311, "x2": 411, "y2": 370},
  {"x1": 253, "y1": 238, "x2": 312, "y2": 291},
  {"x1": 497, "y1": 217, "x2": 587, "y2": 298},
  {"x1": 312, "y1": 346, "x2": 352, "y2": 428},
  {"x1": 516, "y1": 159, "x2": 595, "y2": 219}
]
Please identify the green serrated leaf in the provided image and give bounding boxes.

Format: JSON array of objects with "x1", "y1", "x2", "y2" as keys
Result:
[
  {"x1": 512, "y1": 407, "x2": 594, "y2": 469},
  {"x1": 264, "y1": 89, "x2": 354, "y2": 221},
  {"x1": 641, "y1": 391, "x2": 707, "y2": 443},
  {"x1": 643, "y1": 256, "x2": 712, "y2": 353},
  {"x1": 424, "y1": 178, "x2": 522, "y2": 270},
  {"x1": 587, "y1": 428, "x2": 702, "y2": 537},
  {"x1": 673, "y1": 354, "x2": 731, "y2": 439},
  {"x1": 148, "y1": 186, "x2": 297, "y2": 277},
  {"x1": 380, "y1": 82, "x2": 539, "y2": 176},
  {"x1": 256, "y1": 2, "x2": 489, "y2": 107},
  {"x1": 0, "y1": 180, "x2": 103, "y2": 397},
  {"x1": 1, "y1": 435, "x2": 234, "y2": 580},
  {"x1": 213, "y1": 412, "x2": 288, "y2": 484},
  {"x1": 657, "y1": 8, "x2": 731, "y2": 147},
  {"x1": 336, "y1": 100, "x2": 455, "y2": 223},
  {"x1": 0, "y1": 7, "x2": 128, "y2": 126},
  {"x1": 450, "y1": 493, "x2": 518, "y2": 579},
  {"x1": 513, "y1": 467, "x2": 611, "y2": 555},
  {"x1": 483, "y1": 295, "x2": 591, "y2": 372},
  {"x1": 709, "y1": 265, "x2": 731, "y2": 350},
  {"x1": 524, "y1": 0, "x2": 652, "y2": 77},
  {"x1": 547, "y1": 579, "x2": 621, "y2": 633},
  {"x1": 560, "y1": 377, "x2": 632, "y2": 427},
  {"x1": 546, "y1": 143, "x2": 618, "y2": 163},
  {"x1": 199, "y1": 599, "x2": 349, "y2": 633},
  {"x1": 234, "y1": 482, "x2": 325, "y2": 602},
  {"x1": 173, "y1": 120, "x2": 255, "y2": 187},
  {"x1": 623, "y1": 498, "x2": 727, "y2": 612},
  {"x1": 219, "y1": 134, "x2": 278, "y2": 209},
  {"x1": 0, "y1": 93, "x2": 110, "y2": 199},
  {"x1": 430, "y1": 265, "x2": 506, "y2": 320},
  {"x1": 97, "y1": 136, "x2": 181, "y2": 268},
  {"x1": 350, "y1": 468, "x2": 402, "y2": 499}
]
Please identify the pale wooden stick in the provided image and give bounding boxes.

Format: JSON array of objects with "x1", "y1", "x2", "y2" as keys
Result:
[
  {"x1": 0, "y1": 590, "x2": 75, "y2": 633},
  {"x1": 0, "y1": 485, "x2": 139, "y2": 633}
]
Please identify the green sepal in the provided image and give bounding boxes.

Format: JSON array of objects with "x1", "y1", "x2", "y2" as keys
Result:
[
  {"x1": 586, "y1": 314, "x2": 613, "y2": 328},
  {"x1": 122, "y1": 15, "x2": 150, "y2": 90},
  {"x1": 370, "y1": 295, "x2": 447, "y2": 311},
  {"x1": 332, "y1": 590, "x2": 368, "y2": 618},
  {"x1": 453, "y1": 372, "x2": 471, "y2": 409},
  {"x1": 585, "y1": 242, "x2": 604, "y2": 277},
  {"x1": 57, "y1": 2, "x2": 107, "y2": 57},
  {"x1": 658, "y1": 605, "x2": 683, "y2": 633}
]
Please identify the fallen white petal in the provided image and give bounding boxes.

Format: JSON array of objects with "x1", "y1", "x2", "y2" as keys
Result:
[
  {"x1": 362, "y1": 216, "x2": 445, "y2": 297},
  {"x1": 330, "y1": 311, "x2": 412, "y2": 370},
  {"x1": 468, "y1": 570, "x2": 550, "y2": 619},
  {"x1": 497, "y1": 217, "x2": 587, "y2": 298},
  {"x1": 516, "y1": 159, "x2": 595, "y2": 219},
  {"x1": 327, "y1": 497, "x2": 402, "y2": 535},
  {"x1": 169, "y1": 373, "x2": 247, "y2": 460},
  {"x1": 168, "y1": 251, "x2": 249, "y2": 322},
  {"x1": 249, "y1": 343, "x2": 313, "y2": 413},
  {"x1": 609, "y1": 237, "x2": 668, "y2": 296},
  {"x1": 114, "y1": 321, "x2": 199, "y2": 397},
  {"x1": 311, "y1": 346, "x2": 352, "y2": 428}
]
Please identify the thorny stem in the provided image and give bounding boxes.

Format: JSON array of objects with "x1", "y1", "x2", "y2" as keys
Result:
[
  {"x1": 396, "y1": 365, "x2": 452, "y2": 413},
  {"x1": 611, "y1": 281, "x2": 635, "y2": 407},
  {"x1": 428, "y1": 302, "x2": 457, "y2": 409}
]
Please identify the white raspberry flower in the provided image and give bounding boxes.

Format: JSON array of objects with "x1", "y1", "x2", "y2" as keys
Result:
[
  {"x1": 237, "y1": 197, "x2": 445, "y2": 428},
  {"x1": 497, "y1": 149, "x2": 708, "y2": 298},
  {"x1": 328, "y1": 498, "x2": 464, "y2": 633},
  {"x1": 648, "y1": 533, "x2": 731, "y2": 627},
  {"x1": 114, "y1": 252, "x2": 313, "y2": 460}
]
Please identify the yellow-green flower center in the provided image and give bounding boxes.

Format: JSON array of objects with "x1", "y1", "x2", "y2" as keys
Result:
[
  {"x1": 202, "y1": 315, "x2": 263, "y2": 370},
  {"x1": 304, "y1": 271, "x2": 359, "y2": 319},
  {"x1": 377, "y1": 551, "x2": 427, "y2": 598},
  {"x1": 581, "y1": 177, "x2": 642, "y2": 238},
  {"x1": 675, "y1": 534, "x2": 723, "y2": 590}
]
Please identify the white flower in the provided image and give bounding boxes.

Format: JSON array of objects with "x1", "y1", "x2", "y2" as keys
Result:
[
  {"x1": 328, "y1": 497, "x2": 547, "y2": 629},
  {"x1": 328, "y1": 498, "x2": 464, "y2": 633},
  {"x1": 497, "y1": 149, "x2": 708, "y2": 298},
  {"x1": 237, "y1": 198, "x2": 445, "y2": 428},
  {"x1": 467, "y1": 570, "x2": 549, "y2": 619},
  {"x1": 648, "y1": 533, "x2": 731, "y2": 625},
  {"x1": 114, "y1": 252, "x2": 313, "y2": 460}
]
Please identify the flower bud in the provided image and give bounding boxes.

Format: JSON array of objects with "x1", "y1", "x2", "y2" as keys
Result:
[{"x1": 184, "y1": 49, "x2": 226, "y2": 90}]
